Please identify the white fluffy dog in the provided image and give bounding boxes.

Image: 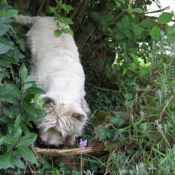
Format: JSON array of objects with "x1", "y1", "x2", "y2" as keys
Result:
[{"x1": 14, "y1": 15, "x2": 89, "y2": 147}]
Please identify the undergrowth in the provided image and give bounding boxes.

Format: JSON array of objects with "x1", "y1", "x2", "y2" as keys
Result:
[{"x1": 0, "y1": 0, "x2": 175, "y2": 174}]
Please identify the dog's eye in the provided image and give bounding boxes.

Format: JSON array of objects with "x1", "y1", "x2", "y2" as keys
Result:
[{"x1": 72, "y1": 113, "x2": 85, "y2": 121}]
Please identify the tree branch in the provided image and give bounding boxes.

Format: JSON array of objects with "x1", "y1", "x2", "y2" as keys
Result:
[
  {"x1": 37, "y1": 0, "x2": 47, "y2": 16},
  {"x1": 72, "y1": 0, "x2": 90, "y2": 30},
  {"x1": 34, "y1": 145, "x2": 105, "y2": 156}
]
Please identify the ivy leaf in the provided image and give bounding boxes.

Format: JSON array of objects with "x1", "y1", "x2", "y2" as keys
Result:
[
  {"x1": 62, "y1": 28, "x2": 73, "y2": 35},
  {"x1": 18, "y1": 146, "x2": 37, "y2": 164},
  {"x1": 0, "y1": 152, "x2": 14, "y2": 169},
  {"x1": 17, "y1": 133, "x2": 37, "y2": 147},
  {"x1": 158, "y1": 12, "x2": 173, "y2": 24},
  {"x1": 109, "y1": 113, "x2": 125, "y2": 127},
  {"x1": 26, "y1": 87, "x2": 45, "y2": 94},
  {"x1": 96, "y1": 126, "x2": 112, "y2": 141},
  {"x1": 150, "y1": 26, "x2": 161, "y2": 40}
]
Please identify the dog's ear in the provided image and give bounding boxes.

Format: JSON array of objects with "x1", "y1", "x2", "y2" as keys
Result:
[
  {"x1": 72, "y1": 113, "x2": 86, "y2": 122},
  {"x1": 40, "y1": 94, "x2": 55, "y2": 105},
  {"x1": 81, "y1": 98, "x2": 90, "y2": 113}
]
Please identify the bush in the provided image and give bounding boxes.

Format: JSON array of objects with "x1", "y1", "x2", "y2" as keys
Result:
[{"x1": 0, "y1": 0, "x2": 175, "y2": 174}]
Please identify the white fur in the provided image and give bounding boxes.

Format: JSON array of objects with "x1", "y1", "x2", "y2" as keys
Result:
[{"x1": 14, "y1": 16, "x2": 89, "y2": 146}]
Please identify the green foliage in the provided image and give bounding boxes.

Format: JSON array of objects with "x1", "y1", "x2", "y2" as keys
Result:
[
  {"x1": 0, "y1": 1, "x2": 47, "y2": 173},
  {"x1": 0, "y1": 0, "x2": 175, "y2": 174},
  {"x1": 49, "y1": 1, "x2": 74, "y2": 37}
]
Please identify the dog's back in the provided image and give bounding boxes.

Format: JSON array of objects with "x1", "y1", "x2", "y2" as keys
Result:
[{"x1": 14, "y1": 16, "x2": 79, "y2": 62}]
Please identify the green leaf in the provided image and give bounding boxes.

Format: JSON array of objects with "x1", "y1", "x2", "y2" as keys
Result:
[
  {"x1": 14, "y1": 115, "x2": 22, "y2": 136},
  {"x1": 61, "y1": 4, "x2": 74, "y2": 14},
  {"x1": 54, "y1": 30, "x2": 62, "y2": 37},
  {"x1": 3, "y1": 9, "x2": 18, "y2": 17},
  {"x1": 109, "y1": 113, "x2": 125, "y2": 127},
  {"x1": 9, "y1": 111, "x2": 19, "y2": 119},
  {"x1": 158, "y1": 12, "x2": 173, "y2": 24},
  {"x1": 113, "y1": 131, "x2": 119, "y2": 141},
  {"x1": 139, "y1": 66, "x2": 150, "y2": 76},
  {"x1": 18, "y1": 146, "x2": 37, "y2": 164},
  {"x1": 133, "y1": 24, "x2": 143, "y2": 36},
  {"x1": 133, "y1": 8, "x2": 144, "y2": 13},
  {"x1": 8, "y1": 121, "x2": 14, "y2": 134},
  {"x1": 130, "y1": 53, "x2": 139, "y2": 64},
  {"x1": 49, "y1": 6, "x2": 57, "y2": 16},
  {"x1": 17, "y1": 133, "x2": 37, "y2": 147},
  {"x1": 0, "y1": 37, "x2": 13, "y2": 54},
  {"x1": 121, "y1": 15, "x2": 130, "y2": 28},
  {"x1": 0, "y1": 83, "x2": 19, "y2": 95},
  {"x1": 0, "y1": 2, "x2": 11, "y2": 11},
  {"x1": 61, "y1": 17, "x2": 73, "y2": 25},
  {"x1": 26, "y1": 87, "x2": 45, "y2": 94},
  {"x1": 150, "y1": 26, "x2": 161, "y2": 40},
  {"x1": 141, "y1": 19, "x2": 155, "y2": 28},
  {"x1": 19, "y1": 64, "x2": 28, "y2": 82},
  {"x1": 62, "y1": 28, "x2": 73, "y2": 35},
  {"x1": 122, "y1": 67, "x2": 127, "y2": 76},
  {"x1": 3, "y1": 135, "x2": 17, "y2": 145},
  {"x1": 13, "y1": 157, "x2": 25, "y2": 169},
  {"x1": 96, "y1": 126, "x2": 112, "y2": 141},
  {"x1": 0, "y1": 24, "x2": 9, "y2": 36},
  {"x1": 1, "y1": 55, "x2": 19, "y2": 65},
  {"x1": 0, "y1": 152, "x2": 14, "y2": 169},
  {"x1": 82, "y1": 23, "x2": 94, "y2": 32},
  {"x1": 91, "y1": 12, "x2": 101, "y2": 22},
  {"x1": 22, "y1": 100, "x2": 36, "y2": 116},
  {"x1": 106, "y1": 2, "x2": 115, "y2": 10}
]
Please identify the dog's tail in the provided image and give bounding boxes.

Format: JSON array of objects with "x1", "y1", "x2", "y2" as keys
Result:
[{"x1": 13, "y1": 15, "x2": 40, "y2": 25}]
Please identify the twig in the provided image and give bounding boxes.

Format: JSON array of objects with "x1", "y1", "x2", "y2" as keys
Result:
[
  {"x1": 94, "y1": 86, "x2": 119, "y2": 93},
  {"x1": 34, "y1": 145, "x2": 105, "y2": 156},
  {"x1": 159, "y1": 95, "x2": 174, "y2": 122},
  {"x1": 146, "y1": 6, "x2": 170, "y2": 14},
  {"x1": 109, "y1": 0, "x2": 145, "y2": 26}
]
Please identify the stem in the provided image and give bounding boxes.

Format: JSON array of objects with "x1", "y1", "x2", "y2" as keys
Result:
[{"x1": 81, "y1": 151, "x2": 83, "y2": 175}]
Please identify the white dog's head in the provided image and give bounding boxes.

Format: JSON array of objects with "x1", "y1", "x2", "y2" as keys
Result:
[{"x1": 35, "y1": 94, "x2": 89, "y2": 147}]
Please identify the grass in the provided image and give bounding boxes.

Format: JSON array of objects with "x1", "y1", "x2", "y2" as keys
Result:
[{"x1": 80, "y1": 37, "x2": 175, "y2": 174}]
